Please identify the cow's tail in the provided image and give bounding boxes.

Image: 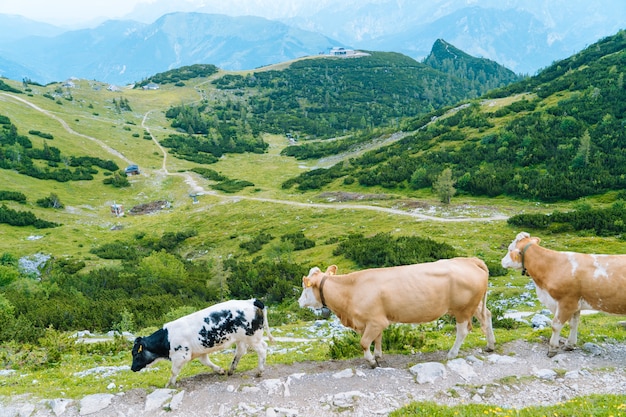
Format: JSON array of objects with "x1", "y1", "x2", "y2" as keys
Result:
[
  {"x1": 471, "y1": 257, "x2": 492, "y2": 331},
  {"x1": 254, "y1": 299, "x2": 276, "y2": 344}
]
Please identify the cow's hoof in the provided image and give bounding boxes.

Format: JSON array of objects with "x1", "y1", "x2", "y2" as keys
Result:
[
  {"x1": 563, "y1": 345, "x2": 575, "y2": 352},
  {"x1": 484, "y1": 346, "x2": 494, "y2": 353},
  {"x1": 547, "y1": 350, "x2": 558, "y2": 358}
]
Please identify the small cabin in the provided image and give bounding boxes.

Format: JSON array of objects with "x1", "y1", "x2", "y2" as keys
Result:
[
  {"x1": 111, "y1": 203, "x2": 124, "y2": 217},
  {"x1": 125, "y1": 164, "x2": 140, "y2": 175}
]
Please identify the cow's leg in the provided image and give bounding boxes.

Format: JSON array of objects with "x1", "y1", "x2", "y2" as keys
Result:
[
  {"x1": 373, "y1": 333, "x2": 384, "y2": 365},
  {"x1": 474, "y1": 299, "x2": 496, "y2": 352},
  {"x1": 548, "y1": 316, "x2": 565, "y2": 357},
  {"x1": 166, "y1": 359, "x2": 185, "y2": 388},
  {"x1": 198, "y1": 354, "x2": 225, "y2": 374},
  {"x1": 360, "y1": 323, "x2": 385, "y2": 368},
  {"x1": 549, "y1": 301, "x2": 577, "y2": 357},
  {"x1": 250, "y1": 338, "x2": 268, "y2": 377},
  {"x1": 228, "y1": 342, "x2": 248, "y2": 375},
  {"x1": 448, "y1": 320, "x2": 470, "y2": 359},
  {"x1": 563, "y1": 309, "x2": 581, "y2": 351}
]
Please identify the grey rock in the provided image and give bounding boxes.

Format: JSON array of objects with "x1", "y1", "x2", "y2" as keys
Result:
[
  {"x1": 409, "y1": 362, "x2": 446, "y2": 384},
  {"x1": 79, "y1": 393, "x2": 114, "y2": 415}
]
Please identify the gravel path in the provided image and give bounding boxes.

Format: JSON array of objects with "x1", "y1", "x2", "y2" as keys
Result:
[{"x1": 2, "y1": 339, "x2": 625, "y2": 416}]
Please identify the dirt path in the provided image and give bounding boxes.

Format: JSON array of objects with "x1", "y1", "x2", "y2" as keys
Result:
[
  {"x1": 0, "y1": 93, "x2": 134, "y2": 165},
  {"x1": 2, "y1": 340, "x2": 624, "y2": 416}
]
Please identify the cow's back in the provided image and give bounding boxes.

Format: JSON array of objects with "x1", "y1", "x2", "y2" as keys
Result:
[
  {"x1": 563, "y1": 253, "x2": 626, "y2": 314},
  {"x1": 165, "y1": 299, "x2": 262, "y2": 355},
  {"x1": 347, "y1": 257, "x2": 488, "y2": 324}
]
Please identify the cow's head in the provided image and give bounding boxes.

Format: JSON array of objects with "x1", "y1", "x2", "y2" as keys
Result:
[
  {"x1": 501, "y1": 232, "x2": 541, "y2": 270},
  {"x1": 131, "y1": 337, "x2": 158, "y2": 372},
  {"x1": 298, "y1": 265, "x2": 337, "y2": 309}
]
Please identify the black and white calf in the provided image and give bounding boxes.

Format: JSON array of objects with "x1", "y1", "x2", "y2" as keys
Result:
[{"x1": 131, "y1": 299, "x2": 274, "y2": 387}]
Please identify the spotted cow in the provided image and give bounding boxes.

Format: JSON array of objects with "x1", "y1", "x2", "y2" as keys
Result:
[{"x1": 131, "y1": 299, "x2": 274, "y2": 387}]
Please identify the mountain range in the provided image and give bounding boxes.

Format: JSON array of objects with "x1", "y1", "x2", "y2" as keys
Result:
[{"x1": 0, "y1": 1, "x2": 624, "y2": 85}]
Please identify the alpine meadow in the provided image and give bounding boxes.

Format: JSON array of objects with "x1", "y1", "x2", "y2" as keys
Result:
[{"x1": 1, "y1": 30, "x2": 626, "y2": 415}]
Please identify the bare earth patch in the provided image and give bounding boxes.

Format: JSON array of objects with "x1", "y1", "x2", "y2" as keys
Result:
[{"x1": 127, "y1": 200, "x2": 171, "y2": 215}]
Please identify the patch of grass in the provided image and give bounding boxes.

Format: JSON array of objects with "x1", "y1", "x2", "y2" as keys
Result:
[{"x1": 391, "y1": 395, "x2": 626, "y2": 416}]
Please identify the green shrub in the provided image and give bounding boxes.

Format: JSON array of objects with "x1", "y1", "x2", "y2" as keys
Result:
[
  {"x1": 239, "y1": 232, "x2": 274, "y2": 254},
  {"x1": 333, "y1": 233, "x2": 457, "y2": 268},
  {"x1": 328, "y1": 331, "x2": 362, "y2": 360},
  {"x1": 328, "y1": 324, "x2": 427, "y2": 360},
  {"x1": 281, "y1": 231, "x2": 315, "y2": 251},
  {"x1": 0, "y1": 341, "x2": 49, "y2": 370},
  {"x1": 38, "y1": 326, "x2": 73, "y2": 365},
  {"x1": 36, "y1": 193, "x2": 64, "y2": 209}
]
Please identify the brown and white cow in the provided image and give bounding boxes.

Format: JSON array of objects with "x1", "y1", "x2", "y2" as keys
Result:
[
  {"x1": 298, "y1": 258, "x2": 496, "y2": 367},
  {"x1": 502, "y1": 232, "x2": 626, "y2": 357}
]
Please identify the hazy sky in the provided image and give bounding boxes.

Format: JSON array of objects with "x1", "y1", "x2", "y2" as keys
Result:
[
  {"x1": 0, "y1": 0, "x2": 339, "y2": 27},
  {"x1": 2, "y1": 0, "x2": 621, "y2": 30},
  {"x1": 0, "y1": 0, "x2": 158, "y2": 26}
]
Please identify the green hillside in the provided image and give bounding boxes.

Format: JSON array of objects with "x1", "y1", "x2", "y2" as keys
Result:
[
  {"x1": 161, "y1": 50, "x2": 522, "y2": 142},
  {"x1": 287, "y1": 31, "x2": 626, "y2": 202},
  {"x1": 0, "y1": 35, "x2": 625, "y2": 356}
]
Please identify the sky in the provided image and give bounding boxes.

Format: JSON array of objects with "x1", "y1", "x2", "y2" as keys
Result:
[
  {"x1": 0, "y1": 0, "x2": 338, "y2": 27},
  {"x1": 0, "y1": 0, "x2": 158, "y2": 26}
]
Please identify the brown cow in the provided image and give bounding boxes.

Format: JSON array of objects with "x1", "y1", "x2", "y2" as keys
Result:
[
  {"x1": 298, "y1": 258, "x2": 496, "y2": 367},
  {"x1": 502, "y1": 232, "x2": 626, "y2": 356}
]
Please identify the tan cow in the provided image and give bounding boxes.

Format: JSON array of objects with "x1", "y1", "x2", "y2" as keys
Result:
[
  {"x1": 501, "y1": 232, "x2": 626, "y2": 357},
  {"x1": 298, "y1": 258, "x2": 496, "y2": 367}
]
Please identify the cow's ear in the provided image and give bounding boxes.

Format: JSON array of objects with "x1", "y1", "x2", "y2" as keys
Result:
[
  {"x1": 531, "y1": 237, "x2": 541, "y2": 245},
  {"x1": 303, "y1": 276, "x2": 313, "y2": 287},
  {"x1": 326, "y1": 265, "x2": 337, "y2": 275}
]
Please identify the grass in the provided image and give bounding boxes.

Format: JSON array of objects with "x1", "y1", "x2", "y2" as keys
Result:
[{"x1": 391, "y1": 396, "x2": 626, "y2": 416}]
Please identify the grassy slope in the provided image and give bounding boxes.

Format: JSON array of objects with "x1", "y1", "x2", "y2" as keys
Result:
[{"x1": 1, "y1": 76, "x2": 625, "y2": 269}]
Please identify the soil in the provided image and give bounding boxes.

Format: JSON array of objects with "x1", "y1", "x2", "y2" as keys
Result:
[
  {"x1": 127, "y1": 200, "x2": 171, "y2": 215},
  {"x1": 2, "y1": 339, "x2": 625, "y2": 417}
]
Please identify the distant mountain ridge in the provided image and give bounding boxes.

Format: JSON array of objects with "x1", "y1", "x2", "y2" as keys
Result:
[
  {"x1": 0, "y1": 3, "x2": 623, "y2": 84},
  {"x1": 0, "y1": 13, "x2": 342, "y2": 85}
]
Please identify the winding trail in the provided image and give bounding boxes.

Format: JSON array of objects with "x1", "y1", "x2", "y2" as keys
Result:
[
  {"x1": 1, "y1": 93, "x2": 133, "y2": 165},
  {"x1": 4, "y1": 92, "x2": 507, "y2": 222}
]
